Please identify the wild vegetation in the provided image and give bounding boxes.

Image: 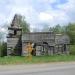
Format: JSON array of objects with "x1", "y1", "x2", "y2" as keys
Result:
[
  {"x1": 0, "y1": 55, "x2": 75, "y2": 65},
  {"x1": 18, "y1": 15, "x2": 30, "y2": 33}
]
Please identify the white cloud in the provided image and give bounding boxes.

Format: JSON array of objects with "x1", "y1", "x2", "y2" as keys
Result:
[
  {"x1": 0, "y1": 27, "x2": 6, "y2": 32},
  {"x1": 0, "y1": 0, "x2": 75, "y2": 32},
  {"x1": 56, "y1": 0, "x2": 75, "y2": 23},
  {"x1": 39, "y1": 12, "x2": 53, "y2": 21},
  {"x1": 37, "y1": 0, "x2": 57, "y2": 4},
  {"x1": 0, "y1": 14, "x2": 7, "y2": 25},
  {"x1": 37, "y1": 9, "x2": 70, "y2": 27},
  {"x1": 36, "y1": 0, "x2": 75, "y2": 26}
]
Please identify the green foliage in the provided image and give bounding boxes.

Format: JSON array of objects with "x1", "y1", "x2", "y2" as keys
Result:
[
  {"x1": 18, "y1": 15, "x2": 30, "y2": 33},
  {"x1": 70, "y1": 45, "x2": 75, "y2": 55},
  {"x1": 53, "y1": 24, "x2": 61, "y2": 33},
  {"x1": 66, "y1": 23, "x2": 75, "y2": 44},
  {"x1": 0, "y1": 42, "x2": 7, "y2": 57},
  {"x1": 51, "y1": 24, "x2": 66, "y2": 34},
  {"x1": 48, "y1": 24, "x2": 66, "y2": 34},
  {"x1": 41, "y1": 24, "x2": 65, "y2": 33}
]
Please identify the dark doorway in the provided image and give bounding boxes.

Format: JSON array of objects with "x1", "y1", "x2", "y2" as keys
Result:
[
  {"x1": 14, "y1": 30, "x2": 17, "y2": 35},
  {"x1": 64, "y1": 44, "x2": 66, "y2": 51}
]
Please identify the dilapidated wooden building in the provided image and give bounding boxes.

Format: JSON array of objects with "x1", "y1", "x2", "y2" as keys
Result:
[
  {"x1": 7, "y1": 14, "x2": 22, "y2": 56},
  {"x1": 7, "y1": 15, "x2": 70, "y2": 56}
]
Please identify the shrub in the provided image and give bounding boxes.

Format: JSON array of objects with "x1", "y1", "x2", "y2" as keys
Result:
[
  {"x1": 70, "y1": 45, "x2": 75, "y2": 55},
  {"x1": 0, "y1": 42, "x2": 7, "y2": 57}
]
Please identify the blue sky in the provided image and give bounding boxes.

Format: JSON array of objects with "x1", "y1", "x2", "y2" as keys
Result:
[{"x1": 0, "y1": 0, "x2": 75, "y2": 32}]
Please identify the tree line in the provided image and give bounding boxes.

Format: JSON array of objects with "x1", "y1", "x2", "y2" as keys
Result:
[{"x1": 48, "y1": 23, "x2": 75, "y2": 45}]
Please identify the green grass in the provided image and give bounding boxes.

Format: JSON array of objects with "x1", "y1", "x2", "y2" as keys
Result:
[{"x1": 0, "y1": 55, "x2": 75, "y2": 65}]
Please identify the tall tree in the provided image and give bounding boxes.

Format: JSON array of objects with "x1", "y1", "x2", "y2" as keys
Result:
[
  {"x1": 66, "y1": 23, "x2": 75, "y2": 44},
  {"x1": 0, "y1": 32, "x2": 5, "y2": 56},
  {"x1": 17, "y1": 15, "x2": 30, "y2": 33},
  {"x1": 53, "y1": 24, "x2": 62, "y2": 34}
]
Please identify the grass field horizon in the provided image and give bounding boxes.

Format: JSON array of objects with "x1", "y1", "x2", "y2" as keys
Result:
[{"x1": 0, "y1": 55, "x2": 75, "y2": 65}]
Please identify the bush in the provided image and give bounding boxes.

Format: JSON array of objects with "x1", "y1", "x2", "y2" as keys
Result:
[
  {"x1": 70, "y1": 45, "x2": 75, "y2": 55},
  {"x1": 0, "y1": 42, "x2": 7, "y2": 57}
]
